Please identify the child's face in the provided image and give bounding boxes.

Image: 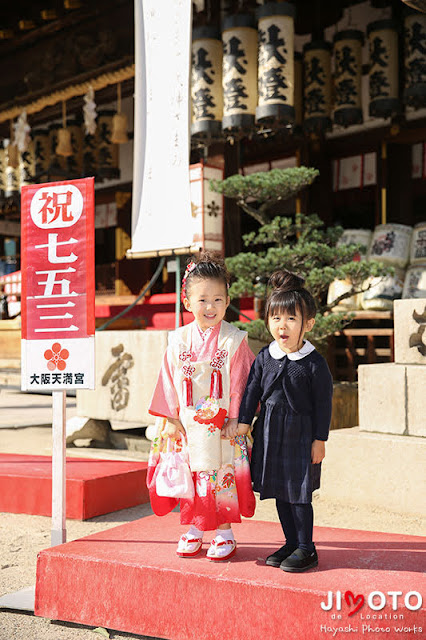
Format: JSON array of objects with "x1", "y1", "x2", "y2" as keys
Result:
[
  {"x1": 268, "y1": 308, "x2": 315, "y2": 354},
  {"x1": 183, "y1": 278, "x2": 230, "y2": 331}
]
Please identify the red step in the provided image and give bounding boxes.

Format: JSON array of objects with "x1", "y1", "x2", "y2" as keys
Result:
[
  {"x1": 35, "y1": 513, "x2": 425, "y2": 639},
  {"x1": 0, "y1": 453, "x2": 148, "y2": 519}
]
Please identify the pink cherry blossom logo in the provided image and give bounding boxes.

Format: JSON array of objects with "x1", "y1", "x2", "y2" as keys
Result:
[{"x1": 44, "y1": 342, "x2": 69, "y2": 371}]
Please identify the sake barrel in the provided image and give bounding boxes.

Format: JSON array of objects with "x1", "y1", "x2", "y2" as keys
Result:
[
  {"x1": 327, "y1": 279, "x2": 362, "y2": 310},
  {"x1": 361, "y1": 268, "x2": 405, "y2": 311},
  {"x1": 368, "y1": 224, "x2": 412, "y2": 268},
  {"x1": 337, "y1": 229, "x2": 372, "y2": 260},
  {"x1": 409, "y1": 222, "x2": 426, "y2": 265},
  {"x1": 402, "y1": 263, "x2": 426, "y2": 299}
]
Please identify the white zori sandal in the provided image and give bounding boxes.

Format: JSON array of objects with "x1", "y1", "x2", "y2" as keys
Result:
[
  {"x1": 207, "y1": 537, "x2": 237, "y2": 561},
  {"x1": 176, "y1": 534, "x2": 203, "y2": 558}
]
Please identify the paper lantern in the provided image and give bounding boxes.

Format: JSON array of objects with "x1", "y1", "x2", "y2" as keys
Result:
[
  {"x1": 66, "y1": 116, "x2": 84, "y2": 176},
  {"x1": 0, "y1": 147, "x2": 5, "y2": 197},
  {"x1": 303, "y1": 41, "x2": 332, "y2": 133},
  {"x1": 82, "y1": 127, "x2": 97, "y2": 177},
  {"x1": 191, "y1": 26, "x2": 223, "y2": 140},
  {"x1": 256, "y1": 1, "x2": 295, "y2": 127},
  {"x1": 294, "y1": 51, "x2": 303, "y2": 128},
  {"x1": 404, "y1": 12, "x2": 426, "y2": 108},
  {"x1": 189, "y1": 163, "x2": 224, "y2": 255},
  {"x1": 367, "y1": 20, "x2": 400, "y2": 118},
  {"x1": 333, "y1": 29, "x2": 364, "y2": 127},
  {"x1": 5, "y1": 145, "x2": 20, "y2": 198},
  {"x1": 222, "y1": 14, "x2": 257, "y2": 134},
  {"x1": 19, "y1": 138, "x2": 35, "y2": 187},
  {"x1": 32, "y1": 128, "x2": 49, "y2": 179},
  {"x1": 97, "y1": 110, "x2": 119, "y2": 180}
]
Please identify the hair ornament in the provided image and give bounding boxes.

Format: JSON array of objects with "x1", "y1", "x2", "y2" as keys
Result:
[{"x1": 181, "y1": 260, "x2": 196, "y2": 301}]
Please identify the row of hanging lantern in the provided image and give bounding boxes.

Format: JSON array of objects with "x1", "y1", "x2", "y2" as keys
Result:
[
  {"x1": 0, "y1": 83, "x2": 129, "y2": 201},
  {"x1": 191, "y1": 2, "x2": 426, "y2": 140}
]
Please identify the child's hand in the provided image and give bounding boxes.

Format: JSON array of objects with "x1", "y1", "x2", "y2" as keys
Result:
[
  {"x1": 236, "y1": 422, "x2": 250, "y2": 436},
  {"x1": 221, "y1": 418, "x2": 238, "y2": 439},
  {"x1": 165, "y1": 419, "x2": 186, "y2": 439},
  {"x1": 311, "y1": 439, "x2": 325, "y2": 464}
]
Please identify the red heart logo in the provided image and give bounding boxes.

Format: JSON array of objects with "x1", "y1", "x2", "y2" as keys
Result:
[{"x1": 345, "y1": 590, "x2": 365, "y2": 617}]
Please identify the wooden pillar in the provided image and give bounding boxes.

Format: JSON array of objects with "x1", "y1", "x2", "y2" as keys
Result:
[
  {"x1": 306, "y1": 137, "x2": 333, "y2": 226},
  {"x1": 224, "y1": 139, "x2": 241, "y2": 257},
  {"x1": 386, "y1": 143, "x2": 413, "y2": 225}
]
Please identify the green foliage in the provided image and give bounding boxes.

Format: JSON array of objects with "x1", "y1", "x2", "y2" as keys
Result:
[
  {"x1": 225, "y1": 212, "x2": 393, "y2": 349},
  {"x1": 211, "y1": 166, "x2": 394, "y2": 350},
  {"x1": 210, "y1": 167, "x2": 319, "y2": 225}
]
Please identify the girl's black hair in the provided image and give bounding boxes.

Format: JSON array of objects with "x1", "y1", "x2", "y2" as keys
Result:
[
  {"x1": 264, "y1": 271, "x2": 316, "y2": 339},
  {"x1": 184, "y1": 251, "x2": 230, "y2": 298}
]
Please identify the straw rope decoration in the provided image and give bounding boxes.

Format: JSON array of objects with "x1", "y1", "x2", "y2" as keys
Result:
[{"x1": 0, "y1": 64, "x2": 135, "y2": 124}]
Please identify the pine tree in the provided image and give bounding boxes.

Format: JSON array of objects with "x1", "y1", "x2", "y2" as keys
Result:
[{"x1": 210, "y1": 167, "x2": 393, "y2": 349}]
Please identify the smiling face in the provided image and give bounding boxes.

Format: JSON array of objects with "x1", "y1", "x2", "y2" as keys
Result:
[
  {"x1": 183, "y1": 277, "x2": 230, "y2": 331},
  {"x1": 268, "y1": 307, "x2": 315, "y2": 354}
]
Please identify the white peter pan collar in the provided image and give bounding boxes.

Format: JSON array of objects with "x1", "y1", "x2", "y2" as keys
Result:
[{"x1": 268, "y1": 339, "x2": 315, "y2": 361}]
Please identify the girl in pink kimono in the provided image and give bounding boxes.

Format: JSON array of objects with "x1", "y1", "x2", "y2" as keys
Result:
[{"x1": 148, "y1": 253, "x2": 255, "y2": 561}]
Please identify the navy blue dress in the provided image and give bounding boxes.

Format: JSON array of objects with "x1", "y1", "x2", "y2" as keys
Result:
[{"x1": 238, "y1": 344, "x2": 333, "y2": 504}]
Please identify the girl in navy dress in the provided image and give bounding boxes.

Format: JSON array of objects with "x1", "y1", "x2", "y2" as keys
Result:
[{"x1": 238, "y1": 270, "x2": 333, "y2": 572}]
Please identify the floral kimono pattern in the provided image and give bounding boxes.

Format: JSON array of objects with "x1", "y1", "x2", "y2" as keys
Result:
[{"x1": 147, "y1": 321, "x2": 256, "y2": 531}]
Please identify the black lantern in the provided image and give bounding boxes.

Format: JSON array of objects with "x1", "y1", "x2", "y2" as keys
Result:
[
  {"x1": 256, "y1": 1, "x2": 295, "y2": 127},
  {"x1": 191, "y1": 26, "x2": 223, "y2": 141},
  {"x1": 303, "y1": 40, "x2": 332, "y2": 133},
  {"x1": 367, "y1": 20, "x2": 400, "y2": 118},
  {"x1": 222, "y1": 14, "x2": 258, "y2": 135},
  {"x1": 333, "y1": 29, "x2": 364, "y2": 127}
]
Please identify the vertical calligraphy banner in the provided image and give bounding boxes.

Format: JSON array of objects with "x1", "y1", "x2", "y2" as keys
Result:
[
  {"x1": 129, "y1": 0, "x2": 193, "y2": 257},
  {"x1": 21, "y1": 178, "x2": 95, "y2": 391}
]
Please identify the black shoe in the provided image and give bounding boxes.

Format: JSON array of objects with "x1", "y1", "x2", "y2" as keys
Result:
[
  {"x1": 265, "y1": 544, "x2": 298, "y2": 568},
  {"x1": 280, "y1": 546, "x2": 318, "y2": 572}
]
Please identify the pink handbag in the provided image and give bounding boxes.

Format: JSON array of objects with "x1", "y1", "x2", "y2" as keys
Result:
[{"x1": 155, "y1": 437, "x2": 195, "y2": 499}]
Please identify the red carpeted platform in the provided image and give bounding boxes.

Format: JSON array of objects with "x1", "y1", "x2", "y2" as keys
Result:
[
  {"x1": 35, "y1": 512, "x2": 425, "y2": 640},
  {"x1": 0, "y1": 453, "x2": 148, "y2": 519}
]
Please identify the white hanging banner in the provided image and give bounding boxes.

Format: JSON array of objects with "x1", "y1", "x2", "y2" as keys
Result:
[{"x1": 129, "y1": 0, "x2": 193, "y2": 258}]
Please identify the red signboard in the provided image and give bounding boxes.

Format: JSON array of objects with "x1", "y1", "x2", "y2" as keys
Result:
[{"x1": 21, "y1": 178, "x2": 95, "y2": 390}]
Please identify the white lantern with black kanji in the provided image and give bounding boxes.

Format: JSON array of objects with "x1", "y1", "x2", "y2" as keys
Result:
[
  {"x1": 404, "y1": 11, "x2": 426, "y2": 108},
  {"x1": 191, "y1": 26, "x2": 223, "y2": 141},
  {"x1": 222, "y1": 14, "x2": 258, "y2": 134},
  {"x1": 5, "y1": 144, "x2": 20, "y2": 199},
  {"x1": 367, "y1": 20, "x2": 400, "y2": 118},
  {"x1": 189, "y1": 163, "x2": 224, "y2": 254},
  {"x1": 256, "y1": 1, "x2": 295, "y2": 127},
  {"x1": 32, "y1": 128, "x2": 49, "y2": 179},
  {"x1": 303, "y1": 41, "x2": 332, "y2": 133},
  {"x1": 97, "y1": 110, "x2": 119, "y2": 180},
  {"x1": 333, "y1": 29, "x2": 364, "y2": 127},
  {"x1": 66, "y1": 116, "x2": 84, "y2": 177},
  {"x1": 19, "y1": 137, "x2": 35, "y2": 187}
]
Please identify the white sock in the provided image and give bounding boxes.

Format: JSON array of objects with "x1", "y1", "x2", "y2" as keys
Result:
[
  {"x1": 188, "y1": 525, "x2": 204, "y2": 539},
  {"x1": 216, "y1": 528, "x2": 234, "y2": 542}
]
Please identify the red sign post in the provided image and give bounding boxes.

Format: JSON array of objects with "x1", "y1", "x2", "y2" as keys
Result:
[{"x1": 21, "y1": 178, "x2": 95, "y2": 545}]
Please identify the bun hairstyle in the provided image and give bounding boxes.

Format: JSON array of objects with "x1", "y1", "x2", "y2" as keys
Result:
[
  {"x1": 264, "y1": 269, "x2": 316, "y2": 328},
  {"x1": 182, "y1": 251, "x2": 230, "y2": 300}
]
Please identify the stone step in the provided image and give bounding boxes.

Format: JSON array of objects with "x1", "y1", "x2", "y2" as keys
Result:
[{"x1": 322, "y1": 427, "x2": 425, "y2": 517}]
